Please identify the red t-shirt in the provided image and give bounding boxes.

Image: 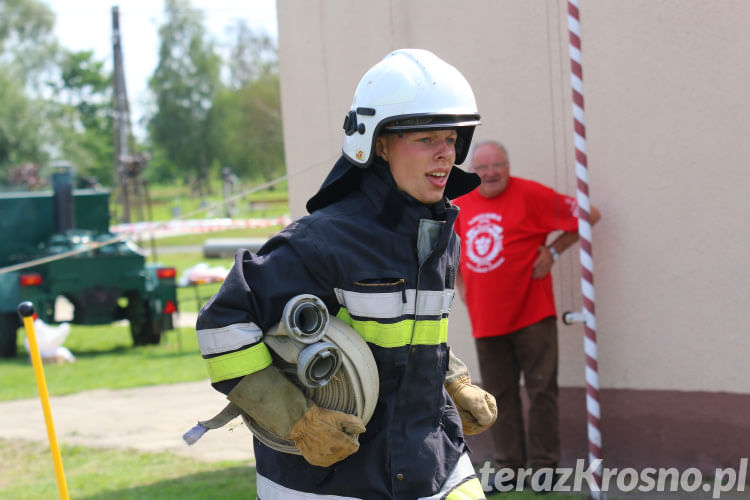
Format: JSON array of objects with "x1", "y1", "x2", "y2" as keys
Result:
[{"x1": 454, "y1": 177, "x2": 579, "y2": 338}]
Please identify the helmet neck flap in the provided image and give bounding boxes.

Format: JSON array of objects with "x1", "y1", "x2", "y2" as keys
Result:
[{"x1": 306, "y1": 155, "x2": 480, "y2": 213}]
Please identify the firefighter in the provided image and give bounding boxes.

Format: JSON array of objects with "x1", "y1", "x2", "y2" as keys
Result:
[{"x1": 196, "y1": 48, "x2": 497, "y2": 499}]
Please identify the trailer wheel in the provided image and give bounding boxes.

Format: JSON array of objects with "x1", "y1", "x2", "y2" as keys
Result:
[
  {"x1": 128, "y1": 297, "x2": 162, "y2": 346},
  {"x1": 0, "y1": 313, "x2": 20, "y2": 358}
]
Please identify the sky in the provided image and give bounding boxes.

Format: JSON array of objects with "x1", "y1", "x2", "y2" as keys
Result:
[{"x1": 41, "y1": 0, "x2": 279, "y2": 138}]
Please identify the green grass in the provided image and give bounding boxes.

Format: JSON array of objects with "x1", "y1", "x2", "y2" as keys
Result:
[
  {"x1": 0, "y1": 325, "x2": 206, "y2": 401},
  {"x1": 0, "y1": 438, "x2": 587, "y2": 500},
  {"x1": 144, "y1": 182, "x2": 288, "y2": 206},
  {"x1": 0, "y1": 439, "x2": 255, "y2": 500},
  {"x1": 116, "y1": 184, "x2": 289, "y2": 223}
]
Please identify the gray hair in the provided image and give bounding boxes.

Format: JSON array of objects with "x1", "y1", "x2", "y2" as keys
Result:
[{"x1": 468, "y1": 140, "x2": 509, "y2": 168}]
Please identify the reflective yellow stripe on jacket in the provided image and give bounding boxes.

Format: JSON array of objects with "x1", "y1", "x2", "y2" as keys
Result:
[
  {"x1": 336, "y1": 308, "x2": 448, "y2": 347},
  {"x1": 203, "y1": 343, "x2": 272, "y2": 383},
  {"x1": 197, "y1": 322, "x2": 272, "y2": 383},
  {"x1": 445, "y1": 477, "x2": 486, "y2": 500}
]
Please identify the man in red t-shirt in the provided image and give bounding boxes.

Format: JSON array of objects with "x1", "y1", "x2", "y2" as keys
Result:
[{"x1": 454, "y1": 141, "x2": 600, "y2": 485}]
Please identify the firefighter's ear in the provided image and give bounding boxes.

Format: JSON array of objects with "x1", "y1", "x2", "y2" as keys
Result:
[{"x1": 375, "y1": 136, "x2": 388, "y2": 161}]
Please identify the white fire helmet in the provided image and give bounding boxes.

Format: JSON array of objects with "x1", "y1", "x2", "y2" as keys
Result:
[{"x1": 341, "y1": 48, "x2": 480, "y2": 168}]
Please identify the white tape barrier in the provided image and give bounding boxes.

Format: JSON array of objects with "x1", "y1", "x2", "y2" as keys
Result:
[{"x1": 111, "y1": 216, "x2": 292, "y2": 239}]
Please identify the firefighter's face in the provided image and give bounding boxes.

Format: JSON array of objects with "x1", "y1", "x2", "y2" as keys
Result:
[{"x1": 376, "y1": 129, "x2": 457, "y2": 204}]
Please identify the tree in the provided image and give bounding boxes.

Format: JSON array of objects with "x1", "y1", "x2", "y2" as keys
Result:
[
  {"x1": 0, "y1": 73, "x2": 48, "y2": 174},
  {"x1": 0, "y1": 0, "x2": 58, "y2": 88},
  {"x1": 210, "y1": 72, "x2": 284, "y2": 182},
  {"x1": 208, "y1": 20, "x2": 284, "y2": 182},
  {"x1": 0, "y1": 0, "x2": 57, "y2": 181},
  {"x1": 0, "y1": 1, "x2": 116, "y2": 187},
  {"x1": 47, "y1": 50, "x2": 115, "y2": 185},
  {"x1": 225, "y1": 19, "x2": 277, "y2": 90},
  {"x1": 148, "y1": 0, "x2": 221, "y2": 190}
]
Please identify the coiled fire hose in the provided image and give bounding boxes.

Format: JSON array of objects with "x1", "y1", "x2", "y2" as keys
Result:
[{"x1": 183, "y1": 294, "x2": 379, "y2": 454}]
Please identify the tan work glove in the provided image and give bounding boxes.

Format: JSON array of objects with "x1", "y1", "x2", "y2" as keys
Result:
[
  {"x1": 446, "y1": 375, "x2": 497, "y2": 435},
  {"x1": 444, "y1": 350, "x2": 497, "y2": 435},
  {"x1": 228, "y1": 364, "x2": 366, "y2": 467},
  {"x1": 287, "y1": 403, "x2": 366, "y2": 467}
]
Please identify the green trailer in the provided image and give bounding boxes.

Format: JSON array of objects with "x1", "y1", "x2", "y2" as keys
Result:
[{"x1": 0, "y1": 167, "x2": 178, "y2": 357}]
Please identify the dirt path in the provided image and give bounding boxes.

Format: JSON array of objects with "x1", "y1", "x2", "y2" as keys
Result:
[{"x1": 0, "y1": 380, "x2": 255, "y2": 463}]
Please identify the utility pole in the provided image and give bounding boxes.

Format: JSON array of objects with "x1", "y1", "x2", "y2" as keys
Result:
[
  {"x1": 111, "y1": 5, "x2": 132, "y2": 223},
  {"x1": 111, "y1": 6, "x2": 157, "y2": 258}
]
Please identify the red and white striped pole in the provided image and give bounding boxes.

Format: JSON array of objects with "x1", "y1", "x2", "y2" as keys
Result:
[{"x1": 567, "y1": 1, "x2": 604, "y2": 498}]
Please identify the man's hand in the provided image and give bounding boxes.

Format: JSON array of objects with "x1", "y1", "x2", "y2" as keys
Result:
[
  {"x1": 446, "y1": 375, "x2": 497, "y2": 435},
  {"x1": 532, "y1": 245, "x2": 554, "y2": 279},
  {"x1": 287, "y1": 404, "x2": 366, "y2": 467}
]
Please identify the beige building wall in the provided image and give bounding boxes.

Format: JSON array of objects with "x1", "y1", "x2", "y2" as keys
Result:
[{"x1": 277, "y1": 0, "x2": 750, "y2": 400}]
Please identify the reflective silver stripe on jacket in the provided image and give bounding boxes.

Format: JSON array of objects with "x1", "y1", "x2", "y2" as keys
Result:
[
  {"x1": 196, "y1": 322, "x2": 263, "y2": 355},
  {"x1": 257, "y1": 474, "x2": 360, "y2": 499},
  {"x1": 333, "y1": 288, "x2": 454, "y2": 319},
  {"x1": 255, "y1": 453, "x2": 477, "y2": 500},
  {"x1": 418, "y1": 453, "x2": 478, "y2": 500}
]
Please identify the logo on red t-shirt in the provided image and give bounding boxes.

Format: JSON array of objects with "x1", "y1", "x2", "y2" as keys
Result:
[
  {"x1": 465, "y1": 212, "x2": 505, "y2": 273},
  {"x1": 565, "y1": 197, "x2": 579, "y2": 218}
]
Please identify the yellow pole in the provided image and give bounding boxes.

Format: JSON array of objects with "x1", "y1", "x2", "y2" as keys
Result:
[{"x1": 18, "y1": 302, "x2": 70, "y2": 500}]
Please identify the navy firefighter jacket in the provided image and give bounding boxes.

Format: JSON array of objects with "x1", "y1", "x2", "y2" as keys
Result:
[{"x1": 196, "y1": 157, "x2": 470, "y2": 499}]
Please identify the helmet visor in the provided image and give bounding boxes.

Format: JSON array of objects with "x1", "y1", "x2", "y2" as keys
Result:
[{"x1": 382, "y1": 113, "x2": 481, "y2": 132}]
